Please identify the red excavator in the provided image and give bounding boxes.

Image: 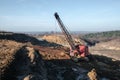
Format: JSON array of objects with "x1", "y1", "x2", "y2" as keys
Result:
[{"x1": 54, "y1": 12, "x2": 91, "y2": 62}]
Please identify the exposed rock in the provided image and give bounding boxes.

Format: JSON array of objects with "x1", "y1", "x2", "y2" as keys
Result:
[
  {"x1": 23, "y1": 75, "x2": 33, "y2": 80},
  {"x1": 60, "y1": 52, "x2": 65, "y2": 57},
  {"x1": 87, "y1": 69, "x2": 98, "y2": 80}
]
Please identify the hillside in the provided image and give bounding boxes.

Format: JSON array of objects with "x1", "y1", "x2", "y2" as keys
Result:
[{"x1": 82, "y1": 30, "x2": 120, "y2": 42}]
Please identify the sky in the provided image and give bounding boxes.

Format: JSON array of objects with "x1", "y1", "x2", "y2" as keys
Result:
[{"x1": 0, "y1": 0, "x2": 120, "y2": 32}]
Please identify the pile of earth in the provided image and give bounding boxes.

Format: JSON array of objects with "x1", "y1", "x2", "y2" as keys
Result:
[
  {"x1": 0, "y1": 32, "x2": 62, "y2": 47},
  {"x1": 42, "y1": 35, "x2": 85, "y2": 47},
  {"x1": 0, "y1": 40, "x2": 22, "y2": 78},
  {"x1": 0, "y1": 32, "x2": 120, "y2": 80},
  {"x1": 42, "y1": 35, "x2": 68, "y2": 46},
  {"x1": 0, "y1": 39, "x2": 47, "y2": 80}
]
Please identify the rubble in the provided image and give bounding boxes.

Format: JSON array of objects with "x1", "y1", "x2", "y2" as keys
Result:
[{"x1": 87, "y1": 69, "x2": 98, "y2": 80}]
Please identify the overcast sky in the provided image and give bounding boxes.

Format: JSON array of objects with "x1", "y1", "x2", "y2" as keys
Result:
[{"x1": 0, "y1": 0, "x2": 120, "y2": 32}]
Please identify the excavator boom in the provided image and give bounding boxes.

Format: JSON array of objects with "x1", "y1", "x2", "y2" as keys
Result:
[
  {"x1": 54, "y1": 12, "x2": 75, "y2": 50},
  {"x1": 54, "y1": 12, "x2": 90, "y2": 61}
]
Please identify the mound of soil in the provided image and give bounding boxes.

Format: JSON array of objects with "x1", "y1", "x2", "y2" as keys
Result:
[
  {"x1": 42, "y1": 35, "x2": 85, "y2": 47},
  {"x1": 0, "y1": 40, "x2": 23, "y2": 77},
  {"x1": 0, "y1": 32, "x2": 62, "y2": 47},
  {"x1": 42, "y1": 35, "x2": 69, "y2": 46},
  {"x1": 0, "y1": 41, "x2": 47, "y2": 80}
]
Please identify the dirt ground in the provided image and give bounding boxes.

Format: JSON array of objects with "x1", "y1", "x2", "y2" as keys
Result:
[
  {"x1": 33, "y1": 45, "x2": 120, "y2": 80},
  {"x1": 0, "y1": 32, "x2": 120, "y2": 80}
]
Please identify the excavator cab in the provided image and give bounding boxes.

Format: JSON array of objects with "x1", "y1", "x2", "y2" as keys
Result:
[{"x1": 70, "y1": 45, "x2": 90, "y2": 62}]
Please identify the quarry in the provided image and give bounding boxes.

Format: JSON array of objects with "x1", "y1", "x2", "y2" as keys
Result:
[{"x1": 0, "y1": 31, "x2": 120, "y2": 80}]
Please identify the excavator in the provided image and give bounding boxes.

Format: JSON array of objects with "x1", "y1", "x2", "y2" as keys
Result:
[{"x1": 54, "y1": 12, "x2": 91, "y2": 62}]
